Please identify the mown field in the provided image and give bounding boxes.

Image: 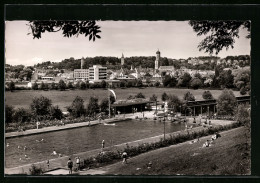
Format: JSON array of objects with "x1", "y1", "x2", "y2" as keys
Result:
[
  {"x1": 103, "y1": 127, "x2": 250, "y2": 175},
  {"x1": 5, "y1": 88, "x2": 241, "y2": 111}
]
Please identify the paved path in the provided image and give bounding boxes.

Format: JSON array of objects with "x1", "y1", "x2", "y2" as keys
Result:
[
  {"x1": 5, "y1": 119, "x2": 235, "y2": 175},
  {"x1": 5, "y1": 111, "x2": 155, "y2": 139},
  {"x1": 6, "y1": 117, "x2": 131, "y2": 138}
]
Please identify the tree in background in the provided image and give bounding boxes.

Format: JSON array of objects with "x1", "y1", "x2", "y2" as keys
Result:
[
  {"x1": 183, "y1": 91, "x2": 195, "y2": 101},
  {"x1": 32, "y1": 82, "x2": 38, "y2": 90},
  {"x1": 48, "y1": 105, "x2": 63, "y2": 120},
  {"x1": 135, "y1": 92, "x2": 146, "y2": 99},
  {"x1": 58, "y1": 80, "x2": 66, "y2": 91},
  {"x1": 100, "y1": 99, "x2": 109, "y2": 114},
  {"x1": 202, "y1": 90, "x2": 214, "y2": 100},
  {"x1": 28, "y1": 21, "x2": 101, "y2": 41},
  {"x1": 218, "y1": 70, "x2": 234, "y2": 88},
  {"x1": 67, "y1": 96, "x2": 86, "y2": 118},
  {"x1": 189, "y1": 21, "x2": 250, "y2": 55},
  {"x1": 67, "y1": 82, "x2": 74, "y2": 89},
  {"x1": 161, "y1": 92, "x2": 169, "y2": 102},
  {"x1": 39, "y1": 82, "x2": 46, "y2": 90},
  {"x1": 30, "y1": 96, "x2": 52, "y2": 119},
  {"x1": 154, "y1": 81, "x2": 160, "y2": 87},
  {"x1": 100, "y1": 80, "x2": 107, "y2": 88},
  {"x1": 80, "y1": 82, "x2": 87, "y2": 90},
  {"x1": 50, "y1": 82, "x2": 57, "y2": 90},
  {"x1": 167, "y1": 94, "x2": 182, "y2": 112},
  {"x1": 128, "y1": 95, "x2": 134, "y2": 100},
  {"x1": 240, "y1": 87, "x2": 247, "y2": 95},
  {"x1": 87, "y1": 97, "x2": 99, "y2": 117},
  {"x1": 13, "y1": 108, "x2": 32, "y2": 123},
  {"x1": 75, "y1": 81, "x2": 81, "y2": 89},
  {"x1": 5, "y1": 105, "x2": 14, "y2": 123},
  {"x1": 217, "y1": 89, "x2": 237, "y2": 116},
  {"x1": 178, "y1": 72, "x2": 192, "y2": 88},
  {"x1": 190, "y1": 78, "x2": 203, "y2": 89},
  {"x1": 8, "y1": 81, "x2": 15, "y2": 92},
  {"x1": 136, "y1": 79, "x2": 143, "y2": 87},
  {"x1": 234, "y1": 68, "x2": 250, "y2": 90},
  {"x1": 150, "y1": 94, "x2": 158, "y2": 102}
]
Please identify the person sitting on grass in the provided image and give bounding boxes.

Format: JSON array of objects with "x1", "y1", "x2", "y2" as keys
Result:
[
  {"x1": 202, "y1": 140, "x2": 210, "y2": 147},
  {"x1": 51, "y1": 149, "x2": 57, "y2": 155}
]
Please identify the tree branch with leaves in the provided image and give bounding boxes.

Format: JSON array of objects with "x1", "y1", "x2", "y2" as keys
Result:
[
  {"x1": 27, "y1": 20, "x2": 101, "y2": 41},
  {"x1": 189, "y1": 21, "x2": 250, "y2": 55}
]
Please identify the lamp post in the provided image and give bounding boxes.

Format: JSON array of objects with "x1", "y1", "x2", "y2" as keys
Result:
[{"x1": 163, "y1": 113, "x2": 167, "y2": 140}]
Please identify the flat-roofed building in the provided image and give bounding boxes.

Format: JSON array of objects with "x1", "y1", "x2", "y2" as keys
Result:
[
  {"x1": 74, "y1": 69, "x2": 89, "y2": 80},
  {"x1": 89, "y1": 65, "x2": 107, "y2": 81}
]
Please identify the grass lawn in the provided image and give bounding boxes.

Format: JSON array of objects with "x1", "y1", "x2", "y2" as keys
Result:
[
  {"x1": 5, "y1": 87, "x2": 241, "y2": 111},
  {"x1": 100, "y1": 127, "x2": 250, "y2": 175}
]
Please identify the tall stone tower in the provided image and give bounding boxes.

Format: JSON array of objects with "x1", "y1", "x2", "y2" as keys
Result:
[
  {"x1": 121, "y1": 53, "x2": 124, "y2": 65},
  {"x1": 155, "y1": 50, "x2": 160, "y2": 70},
  {"x1": 81, "y1": 57, "x2": 85, "y2": 69}
]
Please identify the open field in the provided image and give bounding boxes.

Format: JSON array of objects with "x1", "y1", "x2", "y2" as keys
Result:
[
  {"x1": 5, "y1": 88, "x2": 241, "y2": 111},
  {"x1": 90, "y1": 127, "x2": 250, "y2": 175}
]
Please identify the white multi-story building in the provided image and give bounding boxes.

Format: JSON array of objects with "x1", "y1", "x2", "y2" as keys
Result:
[
  {"x1": 74, "y1": 69, "x2": 89, "y2": 80},
  {"x1": 89, "y1": 65, "x2": 107, "y2": 81}
]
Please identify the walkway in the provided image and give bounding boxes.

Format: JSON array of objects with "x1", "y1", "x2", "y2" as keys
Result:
[
  {"x1": 5, "y1": 119, "x2": 235, "y2": 175},
  {"x1": 6, "y1": 117, "x2": 131, "y2": 139}
]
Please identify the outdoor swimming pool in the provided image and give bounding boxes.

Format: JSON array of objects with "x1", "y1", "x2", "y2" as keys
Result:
[{"x1": 5, "y1": 119, "x2": 185, "y2": 168}]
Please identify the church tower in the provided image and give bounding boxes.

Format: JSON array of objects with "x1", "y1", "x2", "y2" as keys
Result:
[
  {"x1": 81, "y1": 57, "x2": 85, "y2": 69},
  {"x1": 121, "y1": 53, "x2": 124, "y2": 65},
  {"x1": 155, "y1": 50, "x2": 160, "y2": 70}
]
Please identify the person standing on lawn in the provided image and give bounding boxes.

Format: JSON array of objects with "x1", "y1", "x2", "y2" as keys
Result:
[
  {"x1": 122, "y1": 151, "x2": 128, "y2": 164},
  {"x1": 102, "y1": 140, "x2": 105, "y2": 149},
  {"x1": 67, "y1": 158, "x2": 73, "y2": 174}
]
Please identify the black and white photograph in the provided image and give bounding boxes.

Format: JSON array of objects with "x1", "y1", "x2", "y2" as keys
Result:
[{"x1": 5, "y1": 19, "x2": 251, "y2": 175}]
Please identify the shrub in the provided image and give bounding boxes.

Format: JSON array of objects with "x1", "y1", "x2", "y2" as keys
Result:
[
  {"x1": 135, "y1": 92, "x2": 145, "y2": 99},
  {"x1": 5, "y1": 105, "x2": 14, "y2": 123},
  {"x1": 8, "y1": 81, "x2": 15, "y2": 92},
  {"x1": 183, "y1": 91, "x2": 195, "y2": 101},
  {"x1": 30, "y1": 96, "x2": 52, "y2": 118},
  {"x1": 154, "y1": 81, "x2": 160, "y2": 87},
  {"x1": 240, "y1": 87, "x2": 247, "y2": 95},
  {"x1": 236, "y1": 105, "x2": 250, "y2": 125},
  {"x1": 32, "y1": 82, "x2": 38, "y2": 90},
  {"x1": 190, "y1": 78, "x2": 203, "y2": 89},
  {"x1": 48, "y1": 105, "x2": 63, "y2": 120},
  {"x1": 161, "y1": 92, "x2": 169, "y2": 101},
  {"x1": 13, "y1": 108, "x2": 32, "y2": 123},
  {"x1": 29, "y1": 164, "x2": 44, "y2": 175},
  {"x1": 58, "y1": 80, "x2": 66, "y2": 91},
  {"x1": 86, "y1": 97, "x2": 99, "y2": 117},
  {"x1": 67, "y1": 96, "x2": 86, "y2": 118},
  {"x1": 67, "y1": 82, "x2": 74, "y2": 89},
  {"x1": 217, "y1": 89, "x2": 237, "y2": 116},
  {"x1": 202, "y1": 90, "x2": 214, "y2": 100}
]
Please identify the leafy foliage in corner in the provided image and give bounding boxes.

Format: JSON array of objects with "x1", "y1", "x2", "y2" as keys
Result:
[
  {"x1": 189, "y1": 21, "x2": 250, "y2": 55},
  {"x1": 28, "y1": 21, "x2": 101, "y2": 41}
]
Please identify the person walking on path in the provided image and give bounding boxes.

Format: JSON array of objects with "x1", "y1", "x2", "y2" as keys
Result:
[
  {"x1": 102, "y1": 140, "x2": 105, "y2": 149},
  {"x1": 122, "y1": 151, "x2": 128, "y2": 164},
  {"x1": 46, "y1": 160, "x2": 49, "y2": 169},
  {"x1": 67, "y1": 158, "x2": 73, "y2": 174},
  {"x1": 76, "y1": 157, "x2": 80, "y2": 171}
]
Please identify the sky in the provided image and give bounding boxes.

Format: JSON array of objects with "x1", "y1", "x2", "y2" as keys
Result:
[{"x1": 5, "y1": 21, "x2": 251, "y2": 66}]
